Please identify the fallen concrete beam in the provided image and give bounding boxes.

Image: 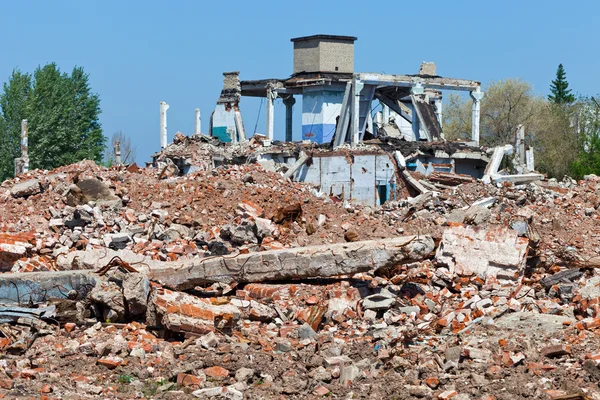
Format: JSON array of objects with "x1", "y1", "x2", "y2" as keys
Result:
[
  {"x1": 482, "y1": 145, "x2": 513, "y2": 184},
  {"x1": 284, "y1": 151, "x2": 309, "y2": 180},
  {"x1": 0, "y1": 270, "x2": 97, "y2": 303},
  {"x1": 148, "y1": 235, "x2": 435, "y2": 290},
  {"x1": 491, "y1": 173, "x2": 544, "y2": 184},
  {"x1": 402, "y1": 170, "x2": 429, "y2": 194}
]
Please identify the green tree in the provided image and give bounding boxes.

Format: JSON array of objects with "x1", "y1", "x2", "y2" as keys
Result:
[
  {"x1": 0, "y1": 69, "x2": 32, "y2": 180},
  {"x1": 548, "y1": 64, "x2": 575, "y2": 104},
  {"x1": 442, "y1": 79, "x2": 543, "y2": 147},
  {"x1": 569, "y1": 97, "x2": 600, "y2": 178},
  {"x1": 0, "y1": 63, "x2": 106, "y2": 173},
  {"x1": 27, "y1": 64, "x2": 104, "y2": 169},
  {"x1": 533, "y1": 102, "x2": 578, "y2": 178}
]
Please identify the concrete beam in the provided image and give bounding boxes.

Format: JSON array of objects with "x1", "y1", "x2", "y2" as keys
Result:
[
  {"x1": 148, "y1": 235, "x2": 435, "y2": 290},
  {"x1": 357, "y1": 72, "x2": 481, "y2": 92},
  {"x1": 491, "y1": 173, "x2": 544, "y2": 184},
  {"x1": 283, "y1": 151, "x2": 308, "y2": 179},
  {"x1": 0, "y1": 270, "x2": 96, "y2": 304}
]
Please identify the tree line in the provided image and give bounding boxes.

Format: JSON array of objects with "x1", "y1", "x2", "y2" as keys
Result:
[{"x1": 443, "y1": 64, "x2": 600, "y2": 179}]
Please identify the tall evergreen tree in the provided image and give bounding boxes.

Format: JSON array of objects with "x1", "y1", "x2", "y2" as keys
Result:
[{"x1": 549, "y1": 64, "x2": 575, "y2": 104}]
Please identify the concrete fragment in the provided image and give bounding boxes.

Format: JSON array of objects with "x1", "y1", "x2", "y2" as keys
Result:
[
  {"x1": 340, "y1": 364, "x2": 360, "y2": 386},
  {"x1": 435, "y1": 225, "x2": 528, "y2": 282},
  {"x1": 10, "y1": 179, "x2": 41, "y2": 198},
  {"x1": 149, "y1": 235, "x2": 434, "y2": 290},
  {"x1": 235, "y1": 367, "x2": 254, "y2": 382},
  {"x1": 89, "y1": 281, "x2": 126, "y2": 322},
  {"x1": 122, "y1": 273, "x2": 150, "y2": 317},
  {"x1": 494, "y1": 312, "x2": 573, "y2": 334},
  {"x1": 362, "y1": 293, "x2": 396, "y2": 310}
]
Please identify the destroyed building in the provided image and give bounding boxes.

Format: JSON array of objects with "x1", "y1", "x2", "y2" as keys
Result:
[
  {"x1": 1, "y1": 34, "x2": 600, "y2": 400},
  {"x1": 152, "y1": 34, "x2": 540, "y2": 208}
]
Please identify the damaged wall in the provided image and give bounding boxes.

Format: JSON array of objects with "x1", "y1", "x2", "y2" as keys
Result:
[{"x1": 294, "y1": 153, "x2": 397, "y2": 206}]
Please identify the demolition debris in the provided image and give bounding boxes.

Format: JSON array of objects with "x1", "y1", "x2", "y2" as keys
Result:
[{"x1": 1, "y1": 33, "x2": 600, "y2": 399}]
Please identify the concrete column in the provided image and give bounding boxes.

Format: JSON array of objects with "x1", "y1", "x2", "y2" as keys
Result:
[
  {"x1": 266, "y1": 88, "x2": 275, "y2": 141},
  {"x1": 517, "y1": 124, "x2": 525, "y2": 165},
  {"x1": 283, "y1": 96, "x2": 295, "y2": 142},
  {"x1": 526, "y1": 148, "x2": 535, "y2": 172},
  {"x1": 194, "y1": 108, "x2": 201, "y2": 135},
  {"x1": 114, "y1": 141, "x2": 121, "y2": 166},
  {"x1": 411, "y1": 84, "x2": 424, "y2": 141},
  {"x1": 160, "y1": 101, "x2": 170, "y2": 148},
  {"x1": 382, "y1": 104, "x2": 390, "y2": 124},
  {"x1": 374, "y1": 111, "x2": 383, "y2": 129},
  {"x1": 470, "y1": 88, "x2": 484, "y2": 145},
  {"x1": 434, "y1": 99, "x2": 443, "y2": 128},
  {"x1": 351, "y1": 79, "x2": 364, "y2": 145},
  {"x1": 21, "y1": 119, "x2": 29, "y2": 172}
]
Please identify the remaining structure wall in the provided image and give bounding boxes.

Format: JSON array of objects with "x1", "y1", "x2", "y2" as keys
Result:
[
  {"x1": 302, "y1": 89, "x2": 345, "y2": 143},
  {"x1": 211, "y1": 104, "x2": 236, "y2": 142},
  {"x1": 294, "y1": 154, "x2": 397, "y2": 206}
]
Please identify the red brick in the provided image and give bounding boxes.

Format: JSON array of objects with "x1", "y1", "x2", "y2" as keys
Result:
[
  {"x1": 64, "y1": 323, "x2": 76, "y2": 333},
  {"x1": 97, "y1": 357, "x2": 122, "y2": 369},
  {"x1": 313, "y1": 385, "x2": 330, "y2": 396},
  {"x1": 0, "y1": 379, "x2": 13, "y2": 389},
  {"x1": 204, "y1": 366, "x2": 229, "y2": 379},
  {"x1": 176, "y1": 373, "x2": 204, "y2": 387}
]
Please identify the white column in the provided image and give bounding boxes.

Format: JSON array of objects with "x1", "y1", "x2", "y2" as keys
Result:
[
  {"x1": 194, "y1": 108, "x2": 201, "y2": 135},
  {"x1": 266, "y1": 88, "x2": 275, "y2": 141},
  {"x1": 470, "y1": 88, "x2": 484, "y2": 146},
  {"x1": 160, "y1": 101, "x2": 170, "y2": 148}
]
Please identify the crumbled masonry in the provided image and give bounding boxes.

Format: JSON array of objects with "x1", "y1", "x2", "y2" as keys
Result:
[{"x1": 1, "y1": 137, "x2": 600, "y2": 399}]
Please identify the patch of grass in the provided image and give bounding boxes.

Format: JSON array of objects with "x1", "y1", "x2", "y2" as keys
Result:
[{"x1": 118, "y1": 374, "x2": 133, "y2": 384}]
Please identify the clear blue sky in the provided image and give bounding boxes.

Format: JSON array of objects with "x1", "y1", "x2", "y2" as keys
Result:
[{"x1": 1, "y1": 1, "x2": 599, "y2": 164}]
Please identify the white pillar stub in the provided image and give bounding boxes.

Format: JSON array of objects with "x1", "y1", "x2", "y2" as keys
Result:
[
  {"x1": 160, "y1": 101, "x2": 170, "y2": 149},
  {"x1": 114, "y1": 141, "x2": 121, "y2": 166},
  {"x1": 194, "y1": 108, "x2": 201, "y2": 135},
  {"x1": 470, "y1": 88, "x2": 484, "y2": 145},
  {"x1": 266, "y1": 88, "x2": 275, "y2": 140},
  {"x1": 21, "y1": 119, "x2": 29, "y2": 172}
]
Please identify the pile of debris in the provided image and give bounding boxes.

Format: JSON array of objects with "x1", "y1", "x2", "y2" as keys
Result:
[{"x1": 1, "y1": 142, "x2": 600, "y2": 399}]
